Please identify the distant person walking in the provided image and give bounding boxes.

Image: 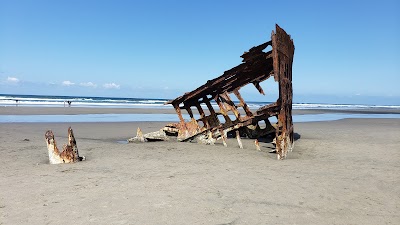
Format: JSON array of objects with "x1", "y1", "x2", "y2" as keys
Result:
[
  {"x1": 15, "y1": 99, "x2": 19, "y2": 106},
  {"x1": 67, "y1": 101, "x2": 72, "y2": 107}
]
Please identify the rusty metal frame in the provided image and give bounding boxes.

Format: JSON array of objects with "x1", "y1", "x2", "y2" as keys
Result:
[{"x1": 165, "y1": 24, "x2": 294, "y2": 159}]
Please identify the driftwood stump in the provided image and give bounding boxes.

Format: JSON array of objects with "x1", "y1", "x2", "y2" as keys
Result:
[
  {"x1": 45, "y1": 127, "x2": 85, "y2": 164},
  {"x1": 128, "y1": 127, "x2": 169, "y2": 143}
]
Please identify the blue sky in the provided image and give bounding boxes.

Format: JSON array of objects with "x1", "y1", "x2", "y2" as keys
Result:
[{"x1": 0, "y1": 0, "x2": 399, "y2": 105}]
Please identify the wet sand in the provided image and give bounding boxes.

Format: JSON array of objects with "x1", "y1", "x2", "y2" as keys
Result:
[
  {"x1": 1, "y1": 105, "x2": 400, "y2": 115},
  {"x1": 0, "y1": 108, "x2": 399, "y2": 224}
]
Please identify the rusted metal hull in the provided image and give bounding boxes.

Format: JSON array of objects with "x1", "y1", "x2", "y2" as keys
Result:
[
  {"x1": 272, "y1": 25, "x2": 295, "y2": 159},
  {"x1": 166, "y1": 24, "x2": 295, "y2": 159}
]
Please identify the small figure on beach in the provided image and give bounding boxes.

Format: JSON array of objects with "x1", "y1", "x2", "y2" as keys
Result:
[
  {"x1": 15, "y1": 99, "x2": 19, "y2": 106},
  {"x1": 67, "y1": 100, "x2": 71, "y2": 107}
]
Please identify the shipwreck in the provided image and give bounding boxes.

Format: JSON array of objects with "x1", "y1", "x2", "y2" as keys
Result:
[{"x1": 130, "y1": 24, "x2": 295, "y2": 159}]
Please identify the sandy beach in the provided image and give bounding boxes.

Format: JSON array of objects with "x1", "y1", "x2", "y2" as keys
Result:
[{"x1": 0, "y1": 108, "x2": 399, "y2": 224}]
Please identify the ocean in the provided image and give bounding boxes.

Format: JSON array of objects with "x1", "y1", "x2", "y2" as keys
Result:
[
  {"x1": 0, "y1": 94, "x2": 168, "y2": 108},
  {"x1": 1, "y1": 94, "x2": 400, "y2": 123},
  {"x1": 1, "y1": 94, "x2": 399, "y2": 110}
]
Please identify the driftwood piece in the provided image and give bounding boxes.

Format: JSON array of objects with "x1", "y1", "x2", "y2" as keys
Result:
[
  {"x1": 45, "y1": 127, "x2": 85, "y2": 164},
  {"x1": 128, "y1": 127, "x2": 147, "y2": 143},
  {"x1": 196, "y1": 132, "x2": 216, "y2": 145},
  {"x1": 128, "y1": 127, "x2": 169, "y2": 143}
]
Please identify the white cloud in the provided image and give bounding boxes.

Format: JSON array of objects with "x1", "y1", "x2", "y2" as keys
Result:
[
  {"x1": 7, "y1": 77, "x2": 19, "y2": 83},
  {"x1": 80, "y1": 82, "x2": 97, "y2": 88},
  {"x1": 103, "y1": 83, "x2": 120, "y2": 89},
  {"x1": 62, "y1": 80, "x2": 75, "y2": 86}
]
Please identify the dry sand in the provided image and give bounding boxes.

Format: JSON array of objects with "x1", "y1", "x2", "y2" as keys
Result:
[{"x1": 0, "y1": 108, "x2": 399, "y2": 224}]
